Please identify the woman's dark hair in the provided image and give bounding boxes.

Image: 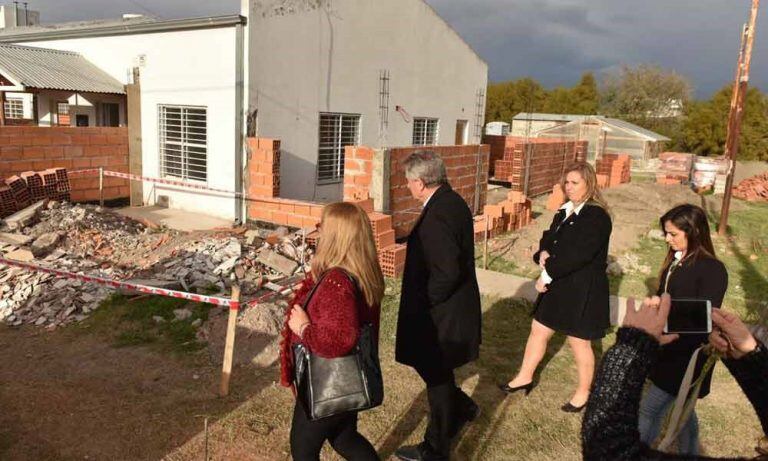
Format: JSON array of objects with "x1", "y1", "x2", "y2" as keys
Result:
[{"x1": 658, "y1": 204, "x2": 718, "y2": 284}]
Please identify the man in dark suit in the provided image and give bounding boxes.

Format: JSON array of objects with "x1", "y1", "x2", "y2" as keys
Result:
[{"x1": 394, "y1": 151, "x2": 482, "y2": 461}]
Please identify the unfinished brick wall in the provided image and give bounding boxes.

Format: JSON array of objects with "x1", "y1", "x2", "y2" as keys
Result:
[
  {"x1": 245, "y1": 137, "x2": 322, "y2": 228},
  {"x1": 246, "y1": 137, "x2": 280, "y2": 199},
  {"x1": 488, "y1": 137, "x2": 588, "y2": 197},
  {"x1": 0, "y1": 126, "x2": 129, "y2": 202},
  {"x1": 343, "y1": 146, "x2": 374, "y2": 201},
  {"x1": 388, "y1": 145, "x2": 490, "y2": 238}
]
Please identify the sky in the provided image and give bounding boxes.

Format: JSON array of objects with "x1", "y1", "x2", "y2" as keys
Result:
[{"x1": 10, "y1": 0, "x2": 767, "y2": 98}]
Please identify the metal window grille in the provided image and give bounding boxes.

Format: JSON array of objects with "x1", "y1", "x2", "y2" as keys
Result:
[
  {"x1": 412, "y1": 117, "x2": 439, "y2": 146},
  {"x1": 318, "y1": 112, "x2": 361, "y2": 183},
  {"x1": 3, "y1": 98, "x2": 23, "y2": 119},
  {"x1": 57, "y1": 102, "x2": 70, "y2": 126},
  {"x1": 159, "y1": 105, "x2": 208, "y2": 182}
]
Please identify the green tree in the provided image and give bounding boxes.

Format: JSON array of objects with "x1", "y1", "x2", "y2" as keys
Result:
[
  {"x1": 486, "y1": 73, "x2": 598, "y2": 122},
  {"x1": 679, "y1": 85, "x2": 768, "y2": 160},
  {"x1": 600, "y1": 64, "x2": 691, "y2": 132},
  {"x1": 485, "y1": 78, "x2": 547, "y2": 122}
]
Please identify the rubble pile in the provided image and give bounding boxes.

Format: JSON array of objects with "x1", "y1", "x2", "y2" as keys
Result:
[
  {"x1": 1, "y1": 200, "x2": 315, "y2": 328},
  {"x1": 733, "y1": 172, "x2": 768, "y2": 202},
  {"x1": 0, "y1": 249, "x2": 124, "y2": 327}
]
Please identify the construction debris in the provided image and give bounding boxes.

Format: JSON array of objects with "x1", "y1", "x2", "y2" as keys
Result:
[
  {"x1": 656, "y1": 152, "x2": 694, "y2": 185},
  {"x1": 4, "y1": 200, "x2": 48, "y2": 231},
  {"x1": 0, "y1": 200, "x2": 317, "y2": 328},
  {"x1": 733, "y1": 171, "x2": 768, "y2": 202}
]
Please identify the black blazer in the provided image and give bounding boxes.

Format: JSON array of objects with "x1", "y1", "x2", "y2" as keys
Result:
[
  {"x1": 651, "y1": 256, "x2": 728, "y2": 398},
  {"x1": 533, "y1": 203, "x2": 612, "y2": 339},
  {"x1": 395, "y1": 184, "x2": 482, "y2": 370}
]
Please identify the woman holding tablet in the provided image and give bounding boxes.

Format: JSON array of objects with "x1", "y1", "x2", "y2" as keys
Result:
[{"x1": 638, "y1": 204, "x2": 728, "y2": 455}]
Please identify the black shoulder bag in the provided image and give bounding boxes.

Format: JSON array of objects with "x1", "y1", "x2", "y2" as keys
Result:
[{"x1": 292, "y1": 270, "x2": 384, "y2": 420}]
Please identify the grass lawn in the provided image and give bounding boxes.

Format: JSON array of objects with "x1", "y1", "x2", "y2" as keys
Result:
[
  {"x1": 611, "y1": 200, "x2": 768, "y2": 322},
  {"x1": 164, "y1": 277, "x2": 762, "y2": 460}
]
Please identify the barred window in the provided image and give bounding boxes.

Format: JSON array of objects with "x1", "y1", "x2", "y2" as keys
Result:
[
  {"x1": 57, "y1": 102, "x2": 70, "y2": 126},
  {"x1": 412, "y1": 117, "x2": 439, "y2": 146},
  {"x1": 318, "y1": 112, "x2": 361, "y2": 183},
  {"x1": 3, "y1": 98, "x2": 23, "y2": 119},
  {"x1": 159, "y1": 105, "x2": 207, "y2": 182}
]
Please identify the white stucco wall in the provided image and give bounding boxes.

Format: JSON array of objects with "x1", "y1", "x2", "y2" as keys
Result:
[
  {"x1": 23, "y1": 27, "x2": 240, "y2": 220},
  {"x1": 246, "y1": 0, "x2": 488, "y2": 202}
]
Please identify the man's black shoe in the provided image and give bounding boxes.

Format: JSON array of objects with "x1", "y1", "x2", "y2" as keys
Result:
[
  {"x1": 464, "y1": 401, "x2": 481, "y2": 423},
  {"x1": 394, "y1": 443, "x2": 447, "y2": 461}
]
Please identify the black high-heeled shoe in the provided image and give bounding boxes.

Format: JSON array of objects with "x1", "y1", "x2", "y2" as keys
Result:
[
  {"x1": 561, "y1": 401, "x2": 586, "y2": 413},
  {"x1": 497, "y1": 381, "x2": 535, "y2": 396}
]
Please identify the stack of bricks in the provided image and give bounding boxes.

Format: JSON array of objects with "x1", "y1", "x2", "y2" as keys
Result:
[
  {"x1": 481, "y1": 135, "x2": 513, "y2": 176},
  {"x1": 246, "y1": 137, "x2": 280, "y2": 198},
  {"x1": 545, "y1": 183, "x2": 565, "y2": 211},
  {"x1": 595, "y1": 154, "x2": 631, "y2": 187},
  {"x1": 656, "y1": 152, "x2": 693, "y2": 185},
  {"x1": 302, "y1": 197, "x2": 407, "y2": 278},
  {"x1": 354, "y1": 198, "x2": 406, "y2": 278},
  {"x1": 474, "y1": 191, "x2": 533, "y2": 239},
  {"x1": 486, "y1": 136, "x2": 588, "y2": 197},
  {"x1": 0, "y1": 167, "x2": 71, "y2": 218},
  {"x1": 0, "y1": 126, "x2": 130, "y2": 202},
  {"x1": 0, "y1": 185, "x2": 15, "y2": 218}
]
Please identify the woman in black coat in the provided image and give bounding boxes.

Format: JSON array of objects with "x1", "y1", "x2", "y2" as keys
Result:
[
  {"x1": 638, "y1": 204, "x2": 728, "y2": 455},
  {"x1": 500, "y1": 162, "x2": 612, "y2": 412}
]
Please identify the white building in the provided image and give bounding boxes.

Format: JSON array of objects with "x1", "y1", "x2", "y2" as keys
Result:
[
  {"x1": 0, "y1": 0, "x2": 488, "y2": 222},
  {"x1": 0, "y1": 4, "x2": 40, "y2": 30}
]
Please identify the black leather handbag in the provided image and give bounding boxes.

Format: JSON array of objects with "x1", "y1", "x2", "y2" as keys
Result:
[{"x1": 293, "y1": 270, "x2": 384, "y2": 421}]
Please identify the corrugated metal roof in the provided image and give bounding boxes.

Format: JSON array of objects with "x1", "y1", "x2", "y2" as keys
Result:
[
  {"x1": 535, "y1": 116, "x2": 670, "y2": 142},
  {"x1": 0, "y1": 43, "x2": 125, "y2": 94},
  {"x1": 513, "y1": 112, "x2": 603, "y2": 122}
]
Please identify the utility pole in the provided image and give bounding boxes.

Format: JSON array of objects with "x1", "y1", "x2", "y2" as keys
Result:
[{"x1": 718, "y1": 0, "x2": 759, "y2": 236}]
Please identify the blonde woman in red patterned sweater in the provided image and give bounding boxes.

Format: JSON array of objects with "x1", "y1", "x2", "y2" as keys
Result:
[{"x1": 279, "y1": 202, "x2": 385, "y2": 461}]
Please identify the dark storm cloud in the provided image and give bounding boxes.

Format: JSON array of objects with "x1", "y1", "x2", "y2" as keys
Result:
[{"x1": 19, "y1": 0, "x2": 768, "y2": 97}]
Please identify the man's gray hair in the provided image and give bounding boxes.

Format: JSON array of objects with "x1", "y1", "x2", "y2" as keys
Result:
[{"x1": 403, "y1": 150, "x2": 448, "y2": 187}]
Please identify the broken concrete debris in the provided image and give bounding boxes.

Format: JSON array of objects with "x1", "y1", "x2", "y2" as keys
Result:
[{"x1": 0, "y1": 200, "x2": 315, "y2": 329}]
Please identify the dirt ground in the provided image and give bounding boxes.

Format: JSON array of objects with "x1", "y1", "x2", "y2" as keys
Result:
[{"x1": 0, "y1": 323, "x2": 264, "y2": 460}]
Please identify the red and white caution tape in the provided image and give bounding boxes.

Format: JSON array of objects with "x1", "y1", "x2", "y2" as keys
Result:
[
  {"x1": 0, "y1": 257, "x2": 238, "y2": 309},
  {"x1": 102, "y1": 170, "x2": 241, "y2": 197},
  {"x1": 67, "y1": 168, "x2": 102, "y2": 176}
]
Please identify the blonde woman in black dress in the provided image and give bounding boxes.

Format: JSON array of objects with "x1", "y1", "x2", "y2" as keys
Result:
[{"x1": 499, "y1": 162, "x2": 612, "y2": 412}]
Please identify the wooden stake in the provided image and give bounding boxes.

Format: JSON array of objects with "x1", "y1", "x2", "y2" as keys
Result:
[
  {"x1": 483, "y1": 215, "x2": 489, "y2": 270},
  {"x1": 99, "y1": 167, "x2": 104, "y2": 207},
  {"x1": 219, "y1": 284, "x2": 241, "y2": 397}
]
